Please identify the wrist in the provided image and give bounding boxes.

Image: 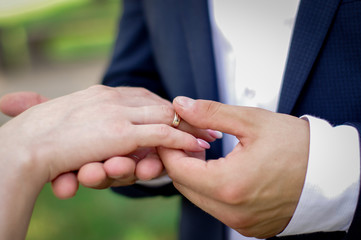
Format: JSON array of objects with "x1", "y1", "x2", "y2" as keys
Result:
[
  {"x1": 279, "y1": 116, "x2": 360, "y2": 235},
  {"x1": 0, "y1": 124, "x2": 47, "y2": 239},
  {"x1": 0, "y1": 123, "x2": 48, "y2": 188}
]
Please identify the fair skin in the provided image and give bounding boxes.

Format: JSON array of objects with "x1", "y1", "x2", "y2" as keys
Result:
[
  {"x1": 158, "y1": 96, "x2": 310, "y2": 238},
  {"x1": 1, "y1": 90, "x2": 310, "y2": 239},
  {"x1": 0, "y1": 86, "x2": 211, "y2": 240},
  {"x1": 0, "y1": 88, "x2": 219, "y2": 199}
]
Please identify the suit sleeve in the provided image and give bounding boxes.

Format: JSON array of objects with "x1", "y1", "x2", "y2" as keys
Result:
[
  {"x1": 102, "y1": 0, "x2": 169, "y2": 99},
  {"x1": 102, "y1": 0, "x2": 176, "y2": 198}
]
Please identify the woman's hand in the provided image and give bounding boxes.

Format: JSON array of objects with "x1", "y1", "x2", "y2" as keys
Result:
[
  {"x1": 0, "y1": 87, "x2": 214, "y2": 240},
  {"x1": 0, "y1": 86, "x2": 218, "y2": 198},
  {"x1": 1, "y1": 85, "x2": 211, "y2": 184}
]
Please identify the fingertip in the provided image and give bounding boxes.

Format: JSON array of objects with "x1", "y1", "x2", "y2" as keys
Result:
[
  {"x1": 0, "y1": 92, "x2": 48, "y2": 117},
  {"x1": 173, "y1": 96, "x2": 195, "y2": 110},
  {"x1": 197, "y1": 138, "x2": 211, "y2": 149},
  {"x1": 175, "y1": 98, "x2": 240, "y2": 136},
  {"x1": 0, "y1": 94, "x2": 18, "y2": 116},
  {"x1": 207, "y1": 129, "x2": 223, "y2": 139},
  {"x1": 51, "y1": 172, "x2": 79, "y2": 199},
  {"x1": 104, "y1": 157, "x2": 136, "y2": 179},
  {"x1": 136, "y1": 156, "x2": 164, "y2": 181},
  {"x1": 78, "y1": 162, "x2": 107, "y2": 188}
]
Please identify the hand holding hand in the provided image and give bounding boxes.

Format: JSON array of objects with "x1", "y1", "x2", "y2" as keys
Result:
[
  {"x1": 0, "y1": 87, "x2": 218, "y2": 198},
  {"x1": 0, "y1": 87, "x2": 217, "y2": 239},
  {"x1": 159, "y1": 97, "x2": 310, "y2": 238},
  {"x1": 0, "y1": 87, "x2": 211, "y2": 186}
]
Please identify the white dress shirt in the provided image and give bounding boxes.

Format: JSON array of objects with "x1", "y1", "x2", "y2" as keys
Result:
[{"x1": 209, "y1": 0, "x2": 360, "y2": 239}]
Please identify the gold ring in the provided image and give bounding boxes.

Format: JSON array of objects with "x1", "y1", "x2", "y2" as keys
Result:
[{"x1": 172, "y1": 112, "x2": 181, "y2": 127}]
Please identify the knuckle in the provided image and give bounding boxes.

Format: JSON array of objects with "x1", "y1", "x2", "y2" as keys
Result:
[
  {"x1": 137, "y1": 87, "x2": 152, "y2": 97},
  {"x1": 89, "y1": 85, "x2": 120, "y2": 101},
  {"x1": 88, "y1": 84, "x2": 107, "y2": 92},
  {"x1": 110, "y1": 121, "x2": 132, "y2": 139},
  {"x1": 160, "y1": 105, "x2": 175, "y2": 122},
  {"x1": 214, "y1": 183, "x2": 247, "y2": 205},
  {"x1": 155, "y1": 124, "x2": 172, "y2": 139}
]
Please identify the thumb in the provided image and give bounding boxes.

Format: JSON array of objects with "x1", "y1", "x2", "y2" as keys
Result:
[
  {"x1": 173, "y1": 96, "x2": 254, "y2": 137},
  {"x1": 0, "y1": 92, "x2": 48, "y2": 117}
]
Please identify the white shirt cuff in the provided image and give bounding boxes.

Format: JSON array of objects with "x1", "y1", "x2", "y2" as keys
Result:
[{"x1": 279, "y1": 115, "x2": 360, "y2": 236}]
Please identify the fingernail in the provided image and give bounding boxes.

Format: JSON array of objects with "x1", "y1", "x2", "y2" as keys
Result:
[
  {"x1": 197, "y1": 138, "x2": 210, "y2": 149},
  {"x1": 175, "y1": 96, "x2": 195, "y2": 109},
  {"x1": 207, "y1": 129, "x2": 223, "y2": 139}
]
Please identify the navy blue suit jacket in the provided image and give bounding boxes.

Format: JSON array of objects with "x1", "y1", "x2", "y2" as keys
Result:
[{"x1": 102, "y1": 0, "x2": 361, "y2": 239}]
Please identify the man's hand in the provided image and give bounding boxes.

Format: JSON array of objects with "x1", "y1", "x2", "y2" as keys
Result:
[{"x1": 158, "y1": 97, "x2": 310, "y2": 238}]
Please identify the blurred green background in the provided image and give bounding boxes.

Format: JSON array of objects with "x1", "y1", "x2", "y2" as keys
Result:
[
  {"x1": 29, "y1": 185, "x2": 179, "y2": 240},
  {"x1": 0, "y1": 0, "x2": 118, "y2": 68},
  {"x1": 0, "y1": 0, "x2": 180, "y2": 239}
]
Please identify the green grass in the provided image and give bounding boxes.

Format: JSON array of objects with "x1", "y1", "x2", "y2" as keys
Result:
[{"x1": 27, "y1": 184, "x2": 179, "y2": 240}]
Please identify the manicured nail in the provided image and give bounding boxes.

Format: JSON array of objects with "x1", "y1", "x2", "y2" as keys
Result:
[
  {"x1": 175, "y1": 96, "x2": 195, "y2": 108},
  {"x1": 197, "y1": 138, "x2": 210, "y2": 149},
  {"x1": 207, "y1": 129, "x2": 223, "y2": 139}
]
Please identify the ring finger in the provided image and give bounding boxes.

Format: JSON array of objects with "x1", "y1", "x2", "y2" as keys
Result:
[{"x1": 128, "y1": 105, "x2": 222, "y2": 142}]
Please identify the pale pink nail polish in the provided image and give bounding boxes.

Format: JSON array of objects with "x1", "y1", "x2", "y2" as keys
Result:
[
  {"x1": 207, "y1": 129, "x2": 223, "y2": 139},
  {"x1": 197, "y1": 138, "x2": 211, "y2": 149}
]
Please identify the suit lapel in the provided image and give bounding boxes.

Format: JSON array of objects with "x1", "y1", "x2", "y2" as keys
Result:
[
  {"x1": 278, "y1": 0, "x2": 341, "y2": 114},
  {"x1": 178, "y1": 0, "x2": 342, "y2": 110},
  {"x1": 177, "y1": 0, "x2": 219, "y2": 101}
]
